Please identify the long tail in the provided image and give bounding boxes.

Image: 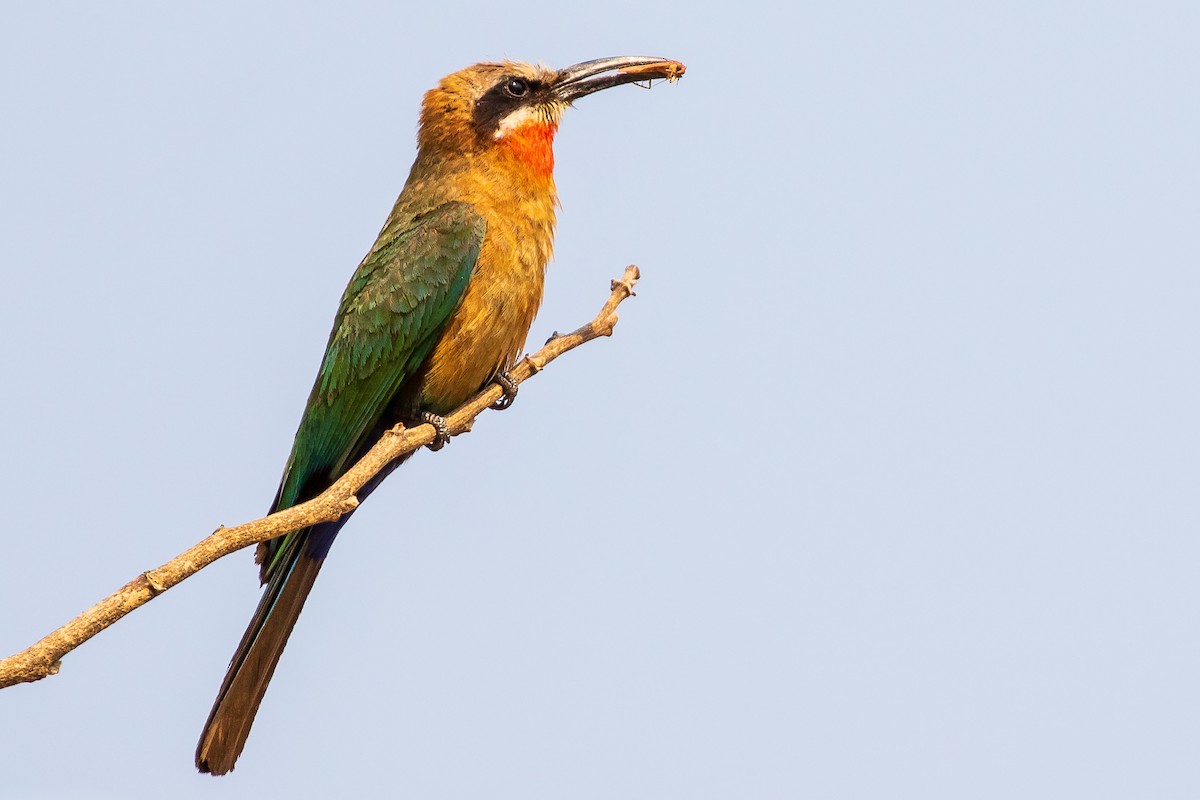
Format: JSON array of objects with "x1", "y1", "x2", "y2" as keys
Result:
[
  {"x1": 195, "y1": 526, "x2": 327, "y2": 774},
  {"x1": 196, "y1": 450, "x2": 409, "y2": 775}
]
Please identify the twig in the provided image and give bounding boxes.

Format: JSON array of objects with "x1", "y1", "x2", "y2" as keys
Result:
[{"x1": 0, "y1": 265, "x2": 641, "y2": 689}]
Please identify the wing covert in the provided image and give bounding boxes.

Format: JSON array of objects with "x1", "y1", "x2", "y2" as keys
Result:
[{"x1": 261, "y1": 201, "x2": 485, "y2": 574}]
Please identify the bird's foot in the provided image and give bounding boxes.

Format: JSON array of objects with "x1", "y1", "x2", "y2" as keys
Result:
[
  {"x1": 420, "y1": 411, "x2": 450, "y2": 451},
  {"x1": 490, "y1": 370, "x2": 519, "y2": 411}
]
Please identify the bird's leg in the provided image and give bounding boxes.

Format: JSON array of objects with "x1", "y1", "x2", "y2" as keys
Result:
[
  {"x1": 490, "y1": 370, "x2": 519, "y2": 411},
  {"x1": 419, "y1": 411, "x2": 450, "y2": 451}
]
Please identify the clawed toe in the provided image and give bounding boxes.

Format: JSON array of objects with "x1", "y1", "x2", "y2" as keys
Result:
[
  {"x1": 419, "y1": 411, "x2": 450, "y2": 451},
  {"x1": 491, "y1": 370, "x2": 519, "y2": 411}
]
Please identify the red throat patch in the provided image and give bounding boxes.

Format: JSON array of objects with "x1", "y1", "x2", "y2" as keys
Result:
[{"x1": 502, "y1": 121, "x2": 557, "y2": 178}]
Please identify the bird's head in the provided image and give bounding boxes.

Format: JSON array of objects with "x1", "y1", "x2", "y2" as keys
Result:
[{"x1": 416, "y1": 56, "x2": 685, "y2": 178}]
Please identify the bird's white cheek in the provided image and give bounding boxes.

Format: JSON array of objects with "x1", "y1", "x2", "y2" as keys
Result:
[{"x1": 493, "y1": 104, "x2": 563, "y2": 139}]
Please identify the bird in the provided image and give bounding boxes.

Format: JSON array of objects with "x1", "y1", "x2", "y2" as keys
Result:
[{"x1": 195, "y1": 55, "x2": 685, "y2": 775}]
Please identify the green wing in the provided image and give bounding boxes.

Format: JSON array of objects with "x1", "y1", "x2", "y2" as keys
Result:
[{"x1": 262, "y1": 201, "x2": 485, "y2": 571}]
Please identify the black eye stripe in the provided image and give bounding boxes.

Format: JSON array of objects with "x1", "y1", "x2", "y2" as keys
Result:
[{"x1": 473, "y1": 76, "x2": 548, "y2": 137}]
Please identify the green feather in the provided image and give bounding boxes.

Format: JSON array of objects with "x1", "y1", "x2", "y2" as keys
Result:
[{"x1": 262, "y1": 201, "x2": 486, "y2": 578}]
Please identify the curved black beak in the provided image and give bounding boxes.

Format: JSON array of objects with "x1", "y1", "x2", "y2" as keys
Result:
[{"x1": 553, "y1": 56, "x2": 686, "y2": 103}]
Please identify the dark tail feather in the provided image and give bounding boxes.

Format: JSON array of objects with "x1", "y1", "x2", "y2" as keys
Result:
[
  {"x1": 195, "y1": 531, "x2": 325, "y2": 775},
  {"x1": 197, "y1": 450, "x2": 411, "y2": 774}
]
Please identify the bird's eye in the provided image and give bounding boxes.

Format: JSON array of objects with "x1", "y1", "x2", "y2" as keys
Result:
[{"x1": 505, "y1": 78, "x2": 529, "y2": 98}]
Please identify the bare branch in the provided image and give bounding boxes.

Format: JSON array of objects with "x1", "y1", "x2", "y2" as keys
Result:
[{"x1": 0, "y1": 265, "x2": 642, "y2": 690}]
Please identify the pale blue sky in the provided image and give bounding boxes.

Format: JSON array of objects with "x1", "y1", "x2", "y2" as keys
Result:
[{"x1": 2, "y1": 2, "x2": 1198, "y2": 798}]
